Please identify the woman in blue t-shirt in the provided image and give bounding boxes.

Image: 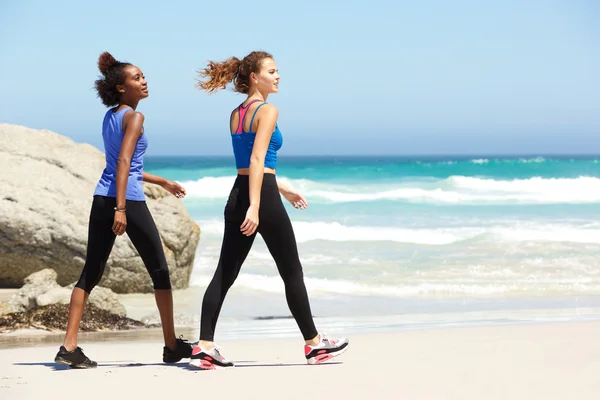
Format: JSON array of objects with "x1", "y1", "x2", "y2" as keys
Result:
[{"x1": 54, "y1": 52, "x2": 192, "y2": 369}]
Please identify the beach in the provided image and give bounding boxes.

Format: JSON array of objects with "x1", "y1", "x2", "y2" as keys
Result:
[
  {"x1": 2, "y1": 287, "x2": 600, "y2": 399},
  {"x1": 3, "y1": 155, "x2": 600, "y2": 398},
  {"x1": 1, "y1": 321, "x2": 599, "y2": 399},
  {"x1": 2, "y1": 0, "x2": 598, "y2": 395}
]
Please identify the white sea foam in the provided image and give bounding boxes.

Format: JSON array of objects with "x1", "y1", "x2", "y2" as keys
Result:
[
  {"x1": 196, "y1": 219, "x2": 600, "y2": 245},
  {"x1": 197, "y1": 219, "x2": 478, "y2": 245},
  {"x1": 189, "y1": 270, "x2": 600, "y2": 297},
  {"x1": 180, "y1": 175, "x2": 600, "y2": 205}
]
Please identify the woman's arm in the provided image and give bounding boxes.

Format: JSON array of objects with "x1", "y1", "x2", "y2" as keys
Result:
[
  {"x1": 240, "y1": 104, "x2": 278, "y2": 236},
  {"x1": 276, "y1": 178, "x2": 292, "y2": 196},
  {"x1": 143, "y1": 172, "x2": 187, "y2": 199},
  {"x1": 277, "y1": 178, "x2": 308, "y2": 210},
  {"x1": 113, "y1": 111, "x2": 144, "y2": 235},
  {"x1": 142, "y1": 172, "x2": 168, "y2": 186}
]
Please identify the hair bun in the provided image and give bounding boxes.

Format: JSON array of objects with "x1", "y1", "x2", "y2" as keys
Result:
[{"x1": 98, "y1": 52, "x2": 119, "y2": 76}]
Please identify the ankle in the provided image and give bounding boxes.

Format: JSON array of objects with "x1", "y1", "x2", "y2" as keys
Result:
[
  {"x1": 165, "y1": 337, "x2": 177, "y2": 351},
  {"x1": 305, "y1": 334, "x2": 320, "y2": 346},
  {"x1": 198, "y1": 340, "x2": 214, "y2": 350},
  {"x1": 63, "y1": 343, "x2": 77, "y2": 352}
]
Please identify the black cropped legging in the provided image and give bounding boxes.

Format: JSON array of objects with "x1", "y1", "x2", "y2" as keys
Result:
[
  {"x1": 75, "y1": 195, "x2": 171, "y2": 293},
  {"x1": 200, "y1": 174, "x2": 318, "y2": 341}
]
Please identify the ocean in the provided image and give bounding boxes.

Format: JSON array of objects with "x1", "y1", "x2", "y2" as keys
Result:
[{"x1": 143, "y1": 155, "x2": 600, "y2": 333}]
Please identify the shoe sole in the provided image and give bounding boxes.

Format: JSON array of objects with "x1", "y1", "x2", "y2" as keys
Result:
[
  {"x1": 54, "y1": 356, "x2": 97, "y2": 369},
  {"x1": 306, "y1": 343, "x2": 349, "y2": 365},
  {"x1": 189, "y1": 358, "x2": 234, "y2": 370},
  {"x1": 163, "y1": 357, "x2": 185, "y2": 364}
]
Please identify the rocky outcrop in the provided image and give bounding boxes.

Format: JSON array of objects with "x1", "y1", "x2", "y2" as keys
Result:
[
  {"x1": 0, "y1": 124, "x2": 200, "y2": 293},
  {"x1": 0, "y1": 304, "x2": 145, "y2": 333},
  {"x1": 4, "y1": 269, "x2": 126, "y2": 316}
]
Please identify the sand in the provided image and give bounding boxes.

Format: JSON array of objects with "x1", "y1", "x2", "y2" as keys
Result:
[{"x1": 1, "y1": 321, "x2": 599, "y2": 399}]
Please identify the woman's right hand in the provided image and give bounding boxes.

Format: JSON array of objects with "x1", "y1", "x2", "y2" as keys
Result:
[
  {"x1": 240, "y1": 204, "x2": 259, "y2": 236},
  {"x1": 112, "y1": 211, "x2": 127, "y2": 236}
]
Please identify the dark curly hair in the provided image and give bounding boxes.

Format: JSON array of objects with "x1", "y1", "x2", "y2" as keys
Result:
[
  {"x1": 94, "y1": 52, "x2": 132, "y2": 107},
  {"x1": 196, "y1": 51, "x2": 273, "y2": 94}
]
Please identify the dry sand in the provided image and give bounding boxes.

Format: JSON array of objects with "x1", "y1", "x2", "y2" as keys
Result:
[{"x1": 1, "y1": 321, "x2": 599, "y2": 399}]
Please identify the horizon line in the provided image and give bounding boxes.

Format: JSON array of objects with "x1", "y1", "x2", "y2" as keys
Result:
[{"x1": 145, "y1": 153, "x2": 600, "y2": 158}]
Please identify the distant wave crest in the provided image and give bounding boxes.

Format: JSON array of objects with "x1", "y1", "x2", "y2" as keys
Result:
[
  {"x1": 180, "y1": 175, "x2": 600, "y2": 205},
  {"x1": 198, "y1": 219, "x2": 600, "y2": 245}
]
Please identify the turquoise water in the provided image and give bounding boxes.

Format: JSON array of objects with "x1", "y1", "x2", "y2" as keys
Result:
[{"x1": 145, "y1": 155, "x2": 600, "y2": 304}]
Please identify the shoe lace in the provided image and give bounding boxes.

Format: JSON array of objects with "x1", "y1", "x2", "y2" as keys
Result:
[
  {"x1": 75, "y1": 347, "x2": 92, "y2": 360},
  {"x1": 212, "y1": 344, "x2": 226, "y2": 359},
  {"x1": 176, "y1": 336, "x2": 194, "y2": 348}
]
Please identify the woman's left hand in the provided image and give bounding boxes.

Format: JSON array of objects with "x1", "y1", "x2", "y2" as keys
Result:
[
  {"x1": 163, "y1": 180, "x2": 187, "y2": 199},
  {"x1": 282, "y1": 190, "x2": 308, "y2": 210}
]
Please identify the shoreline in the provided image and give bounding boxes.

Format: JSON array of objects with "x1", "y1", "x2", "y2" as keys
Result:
[
  {"x1": 117, "y1": 287, "x2": 600, "y2": 344},
  {"x1": 2, "y1": 305, "x2": 600, "y2": 350},
  {"x1": 4, "y1": 288, "x2": 600, "y2": 350}
]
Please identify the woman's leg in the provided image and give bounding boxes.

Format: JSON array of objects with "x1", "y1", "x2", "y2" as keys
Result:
[
  {"x1": 56, "y1": 196, "x2": 116, "y2": 368},
  {"x1": 199, "y1": 220, "x2": 256, "y2": 344},
  {"x1": 199, "y1": 177, "x2": 256, "y2": 346},
  {"x1": 189, "y1": 178, "x2": 256, "y2": 369},
  {"x1": 258, "y1": 175, "x2": 350, "y2": 364},
  {"x1": 124, "y1": 201, "x2": 177, "y2": 350},
  {"x1": 64, "y1": 196, "x2": 117, "y2": 349},
  {"x1": 256, "y1": 177, "x2": 318, "y2": 342}
]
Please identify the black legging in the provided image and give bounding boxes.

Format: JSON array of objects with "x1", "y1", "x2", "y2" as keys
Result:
[
  {"x1": 75, "y1": 195, "x2": 171, "y2": 293},
  {"x1": 200, "y1": 174, "x2": 318, "y2": 341}
]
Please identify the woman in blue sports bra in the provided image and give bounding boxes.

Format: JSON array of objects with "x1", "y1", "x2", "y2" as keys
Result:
[{"x1": 190, "y1": 51, "x2": 349, "y2": 369}]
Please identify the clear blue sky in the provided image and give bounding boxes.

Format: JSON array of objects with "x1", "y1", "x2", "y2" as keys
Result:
[{"x1": 0, "y1": 0, "x2": 598, "y2": 155}]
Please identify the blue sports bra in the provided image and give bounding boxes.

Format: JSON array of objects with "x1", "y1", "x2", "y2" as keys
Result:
[{"x1": 231, "y1": 100, "x2": 282, "y2": 169}]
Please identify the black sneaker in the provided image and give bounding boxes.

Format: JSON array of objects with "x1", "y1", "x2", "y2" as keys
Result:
[
  {"x1": 54, "y1": 346, "x2": 98, "y2": 369},
  {"x1": 163, "y1": 337, "x2": 193, "y2": 363}
]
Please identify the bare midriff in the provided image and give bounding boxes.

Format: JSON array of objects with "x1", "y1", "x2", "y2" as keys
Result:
[{"x1": 237, "y1": 168, "x2": 276, "y2": 175}]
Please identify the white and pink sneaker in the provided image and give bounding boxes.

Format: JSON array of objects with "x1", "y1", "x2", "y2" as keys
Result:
[
  {"x1": 304, "y1": 333, "x2": 349, "y2": 365},
  {"x1": 189, "y1": 344, "x2": 234, "y2": 370}
]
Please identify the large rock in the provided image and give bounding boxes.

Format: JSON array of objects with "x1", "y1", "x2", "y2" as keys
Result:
[
  {"x1": 0, "y1": 124, "x2": 200, "y2": 293},
  {"x1": 7, "y1": 269, "x2": 59, "y2": 311},
  {"x1": 5, "y1": 269, "x2": 126, "y2": 316}
]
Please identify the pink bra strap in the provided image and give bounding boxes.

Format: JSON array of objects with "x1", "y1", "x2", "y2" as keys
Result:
[{"x1": 234, "y1": 99, "x2": 263, "y2": 134}]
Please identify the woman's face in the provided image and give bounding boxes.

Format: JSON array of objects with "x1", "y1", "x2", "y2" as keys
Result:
[
  {"x1": 253, "y1": 58, "x2": 280, "y2": 94},
  {"x1": 118, "y1": 65, "x2": 149, "y2": 100}
]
